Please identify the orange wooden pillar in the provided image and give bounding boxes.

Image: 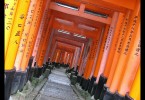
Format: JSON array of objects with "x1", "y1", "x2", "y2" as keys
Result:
[
  {"x1": 51, "y1": 42, "x2": 58, "y2": 61},
  {"x1": 51, "y1": 41, "x2": 58, "y2": 62},
  {"x1": 109, "y1": 3, "x2": 140, "y2": 94},
  {"x1": 129, "y1": 66, "x2": 140, "y2": 100},
  {"x1": 80, "y1": 30, "x2": 101, "y2": 91},
  {"x1": 96, "y1": 12, "x2": 119, "y2": 83},
  {"x1": 90, "y1": 28, "x2": 104, "y2": 78},
  {"x1": 106, "y1": 10, "x2": 131, "y2": 87},
  {"x1": 68, "y1": 53, "x2": 74, "y2": 68},
  {"x1": 20, "y1": 0, "x2": 45, "y2": 72},
  {"x1": 31, "y1": 0, "x2": 51, "y2": 67},
  {"x1": 34, "y1": 18, "x2": 49, "y2": 65},
  {"x1": 4, "y1": 0, "x2": 30, "y2": 99},
  {"x1": 52, "y1": 49, "x2": 58, "y2": 62},
  {"x1": 71, "y1": 47, "x2": 77, "y2": 67},
  {"x1": 55, "y1": 49, "x2": 61, "y2": 62},
  {"x1": 59, "y1": 50, "x2": 65, "y2": 63},
  {"x1": 63, "y1": 51, "x2": 68, "y2": 64},
  {"x1": 48, "y1": 35, "x2": 56, "y2": 59},
  {"x1": 37, "y1": 28, "x2": 53, "y2": 67},
  {"x1": 36, "y1": 16, "x2": 53, "y2": 67},
  {"x1": 78, "y1": 43, "x2": 86, "y2": 75},
  {"x1": 43, "y1": 29, "x2": 55, "y2": 64},
  {"x1": 11, "y1": 1, "x2": 38, "y2": 94},
  {"x1": 5, "y1": 0, "x2": 30, "y2": 71},
  {"x1": 5, "y1": 0, "x2": 19, "y2": 58},
  {"x1": 118, "y1": 23, "x2": 140, "y2": 96},
  {"x1": 29, "y1": 0, "x2": 48, "y2": 64},
  {"x1": 72, "y1": 47, "x2": 80, "y2": 70},
  {"x1": 84, "y1": 30, "x2": 102, "y2": 80},
  {"x1": 14, "y1": 0, "x2": 38, "y2": 71},
  {"x1": 77, "y1": 43, "x2": 85, "y2": 69},
  {"x1": 103, "y1": 13, "x2": 125, "y2": 78},
  {"x1": 65, "y1": 53, "x2": 70, "y2": 64},
  {"x1": 93, "y1": 12, "x2": 119, "y2": 99},
  {"x1": 79, "y1": 41, "x2": 91, "y2": 76},
  {"x1": 93, "y1": 25, "x2": 109, "y2": 78},
  {"x1": 70, "y1": 53, "x2": 74, "y2": 68}
]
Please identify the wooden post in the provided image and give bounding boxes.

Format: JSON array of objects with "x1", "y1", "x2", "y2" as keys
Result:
[
  {"x1": 109, "y1": 1, "x2": 140, "y2": 93},
  {"x1": 14, "y1": 0, "x2": 38, "y2": 71},
  {"x1": 96, "y1": 12, "x2": 119, "y2": 83},
  {"x1": 20, "y1": 0, "x2": 45, "y2": 71},
  {"x1": 118, "y1": 21, "x2": 140, "y2": 96},
  {"x1": 106, "y1": 10, "x2": 131, "y2": 87},
  {"x1": 5, "y1": 0, "x2": 31, "y2": 71},
  {"x1": 93, "y1": 25, "x2": 110, "y2": 77},
  {"x1": 31, "y1": 0, "x2": 51, "y2": 67},
  {"x1": 103, "y1": 12, "x2": 125, "y2": 77},
  {"x1": 5, "y1": 0, "x2": 19, "y2": 58}
]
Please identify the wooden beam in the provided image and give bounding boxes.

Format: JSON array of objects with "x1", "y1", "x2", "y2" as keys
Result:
[
  {"x1": 56, "y1": 42, "x2": 77, "y2": 52},
  {"x1": 53, "y1": 19, "x2": 99, "y2": 39},
  {"x1": 50, "y1": 2, "x2": 112, "y2": 24},
  {"x1": 55, "y1": 37, "x2": 83, "y2": 47},
  {"x1": 57, "y1": 41, "x2": 78, "y2": 49},
  {"x1": 76, "y1": 0, "x2": 128, "y2": 12},
  {"x1": 55, "y1": 32, "x2": 89, "y2": 43},
  {"x1": 56, "y1": 47, "x2": 75, "y2": 53},
  {"x1": 53, "y1": 0, "x2": 115, "y2": 16},
  {"x1": 52, "y1": 11, "x2": 105, "y2": 28}
]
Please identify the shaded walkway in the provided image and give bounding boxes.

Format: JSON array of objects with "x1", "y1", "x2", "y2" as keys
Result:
[{"x1": 35, "y1": 67, "x2": 81, "y2": 100}]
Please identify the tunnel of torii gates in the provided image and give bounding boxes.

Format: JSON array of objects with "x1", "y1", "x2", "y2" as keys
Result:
[{"x1": 5, "y1": 0, "x2": 140, "y2": 100}]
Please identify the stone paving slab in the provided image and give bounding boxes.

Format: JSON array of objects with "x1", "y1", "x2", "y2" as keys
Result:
[
  {"x1": 35, "y1": 68, "x2": 81, "y2": 100},
  {"x1": 35, "y1": 94, "x2": 63, "y2": 100}
]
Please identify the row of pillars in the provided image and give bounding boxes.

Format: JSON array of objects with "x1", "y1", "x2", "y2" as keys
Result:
[
  {"x1": 5, "y1": 0, "x2": 140, "y2": 100},
  {"x1": 65, "y1": 1, "x2": 140, "y2": 100},
  {"x1": 5, "y1": 0, "x2": 53, "y2": 100}
]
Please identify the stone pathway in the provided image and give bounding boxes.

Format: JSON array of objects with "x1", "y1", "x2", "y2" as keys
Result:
[{"x1": 35, "y1": 67, "x2": 81, "y2": 100}]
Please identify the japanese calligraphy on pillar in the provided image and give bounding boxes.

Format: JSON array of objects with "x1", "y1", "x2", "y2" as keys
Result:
[
  {"x1": 123, "y1": 16, "x2": 138, "y2": 55},
  {"x1": 18, "y1": 1, "x2": 37, "y2": 53},
  {"x1": 134, "y1": 40, "x2": 140, "y2": 56},
  {"x1": 102, "y1": 27, "x2": 109, "y2": 52},
  {"x1": 117, "y1": 16, "x2": 129, "y2": 53},
  {"x1": 105, "y1": 27, "x2": 113, "y2": 50},
  {"x1": 5, "y1": 0, "x2": 19, "y2": 56},
  {"x1": 25, "y1": 0, "x2": 43, "y2": 58},
  {"x1": 5, "y1": 0, "x2": 18, "y2": 31}
]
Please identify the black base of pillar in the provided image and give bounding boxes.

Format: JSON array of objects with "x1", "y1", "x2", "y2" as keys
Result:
[
  {"x1": 43, "y1": 64, "x2": 47, "y2": 73},
  {"x1": 114, "y1": 92, "x2": 125, "y2": 100},
  {"x1": 91, "y1": 83, "x2": 98, "y2": 96},
  {"x1": 103, "y1": 89, "x2": 114, "y2": 100},
  {"x1": 77, "y1": 75, "x2": 81, "y2": 83},
  {"x1": 28, "y1": 67, "x2": 35, "y2": 81},
  {"x1": 18, "y1": 71, "x2": 27, "y2": 92},
  {"x1": 94, "y1": 74, "x2": 107, "y2": 100},
  {"x1": 71, "y1": 75, "x2": 77, "y2": 85},
  {"x1": 70, "y1": 71, "x2": 76, "y2": 80},
  {"x1": 82, "y1": 78, "x2": 90, "y2": 91},
  {"x1": 38, "y1": 67, "x2": 43, "y2": 77},
  {"x1": 10, "y1": 72, "x2": 22, "y2": 95},
  {"x1": 80, "y1": 77, "x2": 84, "y2": 86},
  {"x1": 88, "y1": 76, "x2": 96, "y2": 94},
  {"x1": 125, "y1": 94, "x2": 133, "y2": 100},
  {"x1": 33, "y1": 67, "x2": 43, "y2": 78},
  {"x1": 24, "y1": 68, "x2": 29, "y2": 85},
  {"x1": 5, "y1": 69, "x2": 15, "y2": 100},
  {"x1": 75, "y1": 71, "x2": 78, "y2": 76},
  {"x1": 33, "y1": 67, "x2": 38, "y2": 78},
  {"x1": 99, "y1": 84, "x2": 108, "y2": 100}
]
